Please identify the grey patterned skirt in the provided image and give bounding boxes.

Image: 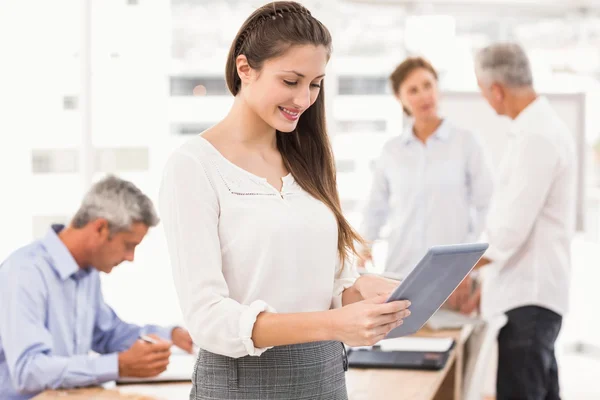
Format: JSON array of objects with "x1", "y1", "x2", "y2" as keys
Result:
[{"x1": 190, "y1": 341, "x2": 348, "y2": 400}]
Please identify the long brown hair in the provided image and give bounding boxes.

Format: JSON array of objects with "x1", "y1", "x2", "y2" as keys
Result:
[{"x1": 225, "y1": 1, "x2": 365, "y2": 267}]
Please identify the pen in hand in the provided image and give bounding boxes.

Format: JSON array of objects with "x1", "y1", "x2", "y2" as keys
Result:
[
  {"x1": 118, "y1": 335, "x2": 171, "y2": 378},
  {"x1": 139, "y1": 334, "x2": 160, "y2": 344}
]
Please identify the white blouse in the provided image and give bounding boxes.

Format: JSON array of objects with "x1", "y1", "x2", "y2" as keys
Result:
[
  {"x1": 159, "y1": 135, "x2": 358, "y2": 358},
  {"x1": 479, "y1": 96, "x2": 576, "y2": 318}
]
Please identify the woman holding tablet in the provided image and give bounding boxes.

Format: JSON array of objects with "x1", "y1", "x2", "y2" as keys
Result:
[
  {"x1": 159, "y1": 2, "x2": 410, "y2": 398},
  {"x1": 359, "y1": 57, "x2": 494, "y2": 279}
]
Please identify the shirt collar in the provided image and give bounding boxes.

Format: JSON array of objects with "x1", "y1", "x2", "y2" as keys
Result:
[
  {"x1": 41, "y1": 224, "x2": 89, "y2": 281},
  {"x1": 401, "y1": 119, "x2": 451, "y2": 145},
  {"x1": 510, "y1": 95, "x2": 550, "y2": 136}
]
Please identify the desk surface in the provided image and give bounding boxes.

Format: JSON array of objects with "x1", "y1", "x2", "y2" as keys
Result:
[{"x1": 34, "y1": 327, "x2": 472, "y2": 400}]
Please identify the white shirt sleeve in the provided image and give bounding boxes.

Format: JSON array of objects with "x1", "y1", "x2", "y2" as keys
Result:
[
  {"x1": 159, "y1": 151, "x2": 276, "y2": 358},
  {"x1": 360, "y1": 149, "x2": 391, "y2": 244},
  {"x1": 466, "y1": 134, "x2": 494, "y2": 240},
  {"x1": 482, "y1": 134, "x2": 559, "y2": 265},
  {"x1": 330, "y1": 256, "x2": 359, "y2": 309}
]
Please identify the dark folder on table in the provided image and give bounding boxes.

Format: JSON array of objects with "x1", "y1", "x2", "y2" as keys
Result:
[{"x1": 347, "y1": 338, "x2": 455, "y2": 371}]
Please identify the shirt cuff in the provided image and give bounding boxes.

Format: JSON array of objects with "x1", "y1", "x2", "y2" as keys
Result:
[
  {"x1": 157, "y1": 326, "x2": 175, "y2": 341},
  {"x1": 239, "y1": 300, "x2": 276, "y2": 357},
  {"x1": 94, "y1": 353, "x2": 119, "y2": 383},
  {"x1": 331, "y1": 276, "x2": 358, "y2": 309},
  {"x1": 140, "y1": 325, "x2": 174, "y2": 341}
]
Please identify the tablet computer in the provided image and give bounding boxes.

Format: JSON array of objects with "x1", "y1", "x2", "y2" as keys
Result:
[{"x1": 385, "y1": 243, "x2": 488, "y2": 339}]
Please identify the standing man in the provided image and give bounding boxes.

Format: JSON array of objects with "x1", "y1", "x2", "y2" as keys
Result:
[
  {"x1": 0, "y1": 175, "x2": 193, "y2": 400},
  {"x1": 464, "y1": 43, "x2": 576, "y2": 400}
]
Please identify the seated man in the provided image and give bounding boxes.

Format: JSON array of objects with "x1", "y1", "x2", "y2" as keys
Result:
[{"x1": 0, "y1": 175, "x2": 193, "y2": 400}]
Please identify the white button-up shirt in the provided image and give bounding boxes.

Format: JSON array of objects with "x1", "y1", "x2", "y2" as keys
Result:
[
  {"x1": 159, "y1": 136, "x2": 358, "y2": 359},
  {"x1": 360, "y1": 120, "x2": 494, "y2": 277},
  {"x1": 480, "y1": 96, "x2": 577, "y2": 318}
]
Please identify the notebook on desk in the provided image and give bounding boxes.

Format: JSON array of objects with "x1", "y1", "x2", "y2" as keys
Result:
[{"x1": 347, "y1": 337, "x2": 455, "y2": 371}]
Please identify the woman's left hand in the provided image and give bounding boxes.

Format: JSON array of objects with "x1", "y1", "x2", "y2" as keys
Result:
[{"x1": 354, "y1": 274, "x2": 399, "y2": 300}]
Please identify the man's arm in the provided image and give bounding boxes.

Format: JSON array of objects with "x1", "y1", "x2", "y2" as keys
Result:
[
  {"x1": 91, "y1": 284, "x2": 172, "y2": 355},
  {"x1": 452, "y1": 135, "x2": 559, "y2": 313},
  {"x1": 0, "y1": 264, "x2": 117, "y2": 394},
  {"x1": 479, "y1": 134, "x2": 559, "y2": 266}
]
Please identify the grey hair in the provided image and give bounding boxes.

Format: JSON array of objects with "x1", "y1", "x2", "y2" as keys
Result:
[
  {"x1": 475, "y1": 43, "x2": 533, "y2": 88},
  {"x1": 71, "y1": 175, "x2": 159, "y2": 233}
]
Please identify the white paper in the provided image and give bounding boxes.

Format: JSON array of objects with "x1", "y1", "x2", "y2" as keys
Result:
[
  {"x1": 426, "y1": 309, "x2": 484, "y2": 330},
  {"x1": 377, "y1": 337, "x2": 454, "y2": 352}
]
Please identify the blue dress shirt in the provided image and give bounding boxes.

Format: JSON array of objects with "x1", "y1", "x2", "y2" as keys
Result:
[{"x1": 0, "y1": 225, "x2": 172, "y2": 399}]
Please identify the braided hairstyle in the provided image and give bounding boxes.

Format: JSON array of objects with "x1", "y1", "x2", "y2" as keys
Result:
[
  {"x1": 226, "y1": 2, "x2": 328, "y2": 95},
  {"x1": 225, "y1": 1, "x2": 366, "y2": 270}
]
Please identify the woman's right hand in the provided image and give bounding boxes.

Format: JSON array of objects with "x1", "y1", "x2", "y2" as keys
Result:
[{"x1": 331, "y1": 295, "x2": 411, "y2": 346}]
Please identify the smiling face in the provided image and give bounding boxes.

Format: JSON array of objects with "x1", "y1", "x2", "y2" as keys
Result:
[
  {"x1": 237, "y1": 44, "x2": 328, "y2": 133},
  {"x1": 397, "y1": 67, "x2": 440, "y2": 121}
]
